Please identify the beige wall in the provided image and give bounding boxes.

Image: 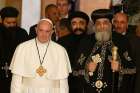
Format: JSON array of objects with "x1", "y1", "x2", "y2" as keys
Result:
[
  {"x1": 0, "y1": 0, "x2": 5, "y2": 23},
  {"x1": 79, "y1": 0, "x2": 111, "y2": 17},
  {"x1": 0, "y1": 0, "x2": 5, "y2": 10}
]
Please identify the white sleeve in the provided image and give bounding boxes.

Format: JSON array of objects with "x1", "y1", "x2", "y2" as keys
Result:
[
  {"x1": 11, "y1": 74, "x2": 22, "y2": 93},
  {"x1": 60, "y1": 78, "x2": 69, "y2": 93}
]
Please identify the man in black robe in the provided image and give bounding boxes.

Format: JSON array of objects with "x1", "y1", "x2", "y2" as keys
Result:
[
  {"x1": 56, "y1": 18, "x2": 72, "y2": 53},
  {"x1": 129, "y1": 23, "x2": 140, "y2": 93},
  {"x1": 65, "y1": 11, "x2": 89, "y2": 93},
  {"x1": 0, "y1": 7, "x2": 28, "y2": 93},
  {"x1": 73, "y1": 9, "x2": 120, "y2": 93},
  {"x1": 112, "y1": 12, "x2": 136, "y2": 93}
]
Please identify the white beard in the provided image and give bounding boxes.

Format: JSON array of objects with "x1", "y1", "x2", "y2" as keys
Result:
[{"x1": 95, "y1": 28, "x2": 112, "y2": 42}]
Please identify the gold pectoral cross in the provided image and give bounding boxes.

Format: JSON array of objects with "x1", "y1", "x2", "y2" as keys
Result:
[{"x1": 36, "y1": 66, "x2": 46, "y2": 76}]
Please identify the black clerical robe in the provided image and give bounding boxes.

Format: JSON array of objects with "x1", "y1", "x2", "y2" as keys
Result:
[
  {"x1": 29, "y1": 24, "x2": 37, "y2": 39},
  {"x1": 71, "y1": 34, "x2": 119, "y2": 93},
  {"x1": 57, "y1": 34, "x2": 77, "y2": 68},
  {"x1": 112, "y1": 31, "x2": 136, "y2": 93},
  {"x1": 129, "y1": 35, "x2": 140, "y2": 93},
  {"x1": 57, "y1": 33, "x2": 89, "y2": 93},
  {"x1": 0, "y1": 24, "x2": 28, "y2": 93}
]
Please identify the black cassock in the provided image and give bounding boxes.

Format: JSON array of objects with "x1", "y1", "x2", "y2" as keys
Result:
[
  {"x1": 129, "y1": 35, "x2": 140, "y2": 93},
  {"x1": 112, "y1": 31, "x2": 136, "y2": 93},
  {"x1": 0, "y1": 24, "x2": 28, "y2": 93},
  {"x1": 71, "y1": 34, "x2": 119, "y2": 93},
  {"x1": 57, "y1": 33, "x2": 88, "y2": 93}
]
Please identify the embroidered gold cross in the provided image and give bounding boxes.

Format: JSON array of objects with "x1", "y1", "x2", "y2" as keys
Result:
[{"x1": 36, "y1": 66, "x2": 46, "y2": 76}]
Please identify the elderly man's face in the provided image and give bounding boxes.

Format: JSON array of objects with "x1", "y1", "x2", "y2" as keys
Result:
[
  {"x1": 36, "y1": 20, "x2": 53, "y2": 43},
  {"x1": 71, "y1": 17, "x2": 87, "y2": 35},
  {"x1": 2, "y1": 17, "x2": 17, "y2": 28},
  {"x1": 95, "y1": 18, "x2": 112, "y2": 42}
]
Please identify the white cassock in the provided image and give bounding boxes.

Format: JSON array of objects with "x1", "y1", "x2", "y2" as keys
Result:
[{"x1": 10, "y1": 39, "x2": 72, "y2": 93}]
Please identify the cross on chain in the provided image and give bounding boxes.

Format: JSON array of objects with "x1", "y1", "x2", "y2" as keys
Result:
[
  {"x1": 36, "y1": 66, "x2": 46, "y2": 76},
  {"x1": 1, "y1": 62, "x2": 9, "y2": 78}
]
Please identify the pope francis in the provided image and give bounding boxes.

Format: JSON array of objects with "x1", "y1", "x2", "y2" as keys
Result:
[{"x1": 10, "y1": 18, "x2": 72, "y2": 93}]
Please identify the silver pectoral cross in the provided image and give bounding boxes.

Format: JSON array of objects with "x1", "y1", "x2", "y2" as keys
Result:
[{"x1": 1, "y1": 62, "x2": 9, "y2": 78}]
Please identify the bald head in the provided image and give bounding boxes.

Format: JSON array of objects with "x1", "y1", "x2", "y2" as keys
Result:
[
  {"x1": 114, "y1": 12, "x2": 128, "y2": 22},
  {"x1": 113, "y1": 12, "x2": 128, "y2": 34}
]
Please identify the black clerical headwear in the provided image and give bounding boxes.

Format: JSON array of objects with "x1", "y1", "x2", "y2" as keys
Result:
[
  {"x1": 91, "y1": 9, "x2": 113, "y2": 23},
  {"x1": 0, "y1": 6, "x2": 19, "y2": 20},
  {"x1": 68, "y1": 11, "x2": 89, "y2": 24}
]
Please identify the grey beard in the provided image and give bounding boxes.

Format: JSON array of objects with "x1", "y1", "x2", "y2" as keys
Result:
[{"x1": 95, "y1": 29, "x2": 112, "y2": 42}]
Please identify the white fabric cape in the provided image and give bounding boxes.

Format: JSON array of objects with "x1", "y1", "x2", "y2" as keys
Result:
[{"x1": 10, "y1": 39, "x2": 72, "y2": 79}]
